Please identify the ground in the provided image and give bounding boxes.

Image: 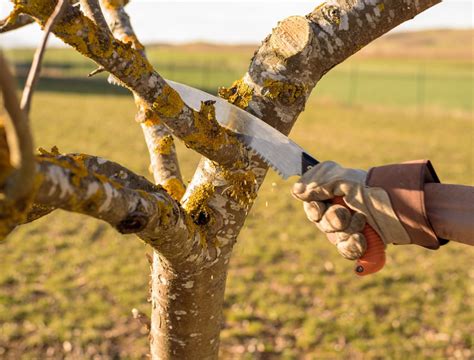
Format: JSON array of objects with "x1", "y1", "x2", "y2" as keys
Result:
[{"x1": 0, "y1": 30, "x2": 473, "y2": 359}]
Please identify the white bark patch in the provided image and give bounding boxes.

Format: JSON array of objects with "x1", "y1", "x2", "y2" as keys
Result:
[
  {"x1": 354, "y1": 0, "x2": 365, "y2": 10},
  {"x1": 86, "y1": 182, "x2": 100, "y2": 198},
  {"x1": 261, "y1": 70, "x2": 286, "y2": 81},
  {"x1": 274, "y1": 105, "x2": 294, "y2": 124},
  {"x1": 339, "y1": 12, "x2": 349, "y2": 31},
  {"x1": 117, "y1": 170, "x2": 128, "y2": 180},
  {"x1": 190, "y1": 333, "x2": 201, "y2": 338},
  {"x1": 317, "y1": 32, "x2": 334, "y2": 55},
  {"x1": 183, "y1": 281, "x2": 194, "y2": 289},
  {"x1": 317, "y1": 19, "x2": 335, "y2": 36},
  {"x1": 148, "y1": 75, "x2": 158, "y2": 89},
  {"x1": 174, "y1": 310, "x2": 187, "y2": 315},
  {"x1": 98, "y1": 183, "x2": 115, "y2": 212},
  {"x1": 47, "y1": 166, "x2": 74, "y2": 198},
  {"x1": 365, "y1": 13, "x2": 376, "y2": 28},
  {"x1": 96, "y1": 157, "x2": 107, "y2": 165},
  {"x1": 373, "y1": 6, "x2": 381, "y2": 17}
]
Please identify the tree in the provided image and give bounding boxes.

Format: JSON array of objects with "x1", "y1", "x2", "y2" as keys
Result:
[{"x1": 0, "y1": 0, "x2": 439, "y2": 358}]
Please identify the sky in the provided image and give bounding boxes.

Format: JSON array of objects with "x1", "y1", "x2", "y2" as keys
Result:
[{"x1": 0, "y1": 0, "x2": 472, "y2": 48}]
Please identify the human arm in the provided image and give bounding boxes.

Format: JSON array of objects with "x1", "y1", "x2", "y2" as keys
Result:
[{"x1": 292, "y1": 160, "x2": 473, "y2": 260}]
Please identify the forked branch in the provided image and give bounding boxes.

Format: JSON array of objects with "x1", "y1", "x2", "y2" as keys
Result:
[{"x1": 15, "y1": 0, "x2": 244, "y2": 168}]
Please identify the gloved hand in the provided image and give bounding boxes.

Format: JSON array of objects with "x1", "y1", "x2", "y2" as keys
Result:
[{"x1": 292, "y1": 161, "x2": 411, "y2": 260}]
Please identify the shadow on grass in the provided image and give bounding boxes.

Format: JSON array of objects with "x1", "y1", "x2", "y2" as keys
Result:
[{"x1": 16, "y1": 75, "x2": 217, "y2": 97}]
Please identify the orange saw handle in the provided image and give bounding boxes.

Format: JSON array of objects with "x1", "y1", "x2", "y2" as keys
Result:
[{"x1": 331, "y1": 196, "x2": 386, "y2": 276}]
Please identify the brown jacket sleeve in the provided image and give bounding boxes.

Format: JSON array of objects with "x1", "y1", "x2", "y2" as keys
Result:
[
  {"x1": 366, "y1": 160, "x2": 474, "y2": 249},
  {"x1": 425, "y1": 183, "x2": 474, "y2": 246}
]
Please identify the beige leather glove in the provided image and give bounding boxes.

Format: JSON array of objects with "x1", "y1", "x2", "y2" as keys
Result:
[{"x1": 292, "y1": 161, "x2": 411, "y2": 260}]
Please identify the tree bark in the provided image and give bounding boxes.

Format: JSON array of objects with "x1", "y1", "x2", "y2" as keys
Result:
[
  {"x1": 0, "y1": 0, "x2": 441, "y2": 358},
  {"x1": 169, "y1": 0, "x2": 441, "y2": 357},
  {"x1": 150, "y1": 253, "x2": 229, "y2": 359}
]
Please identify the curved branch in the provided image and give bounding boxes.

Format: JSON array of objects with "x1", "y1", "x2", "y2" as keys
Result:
[
  {"x1": 21, "y1": 151, "x2": 168, "y2": 222},
  {"x1": 0, "y1": 53, "x2": 35, "y2": 201},
  {"x1": 30, "y1": 153, "x2": 190, "y2": 249}
]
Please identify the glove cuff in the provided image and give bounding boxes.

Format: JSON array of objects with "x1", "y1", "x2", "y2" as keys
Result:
[{"x1": 366, "y1": 160, "x2": 443, "y2": 249}]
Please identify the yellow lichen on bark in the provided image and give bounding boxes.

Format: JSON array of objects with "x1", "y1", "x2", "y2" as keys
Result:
[
  {"x1": 14, "y1": 0, "x2": 55, "y2": 25},
  {"x1": 152, "y1": 84, "x2": 184, "y2": 118},
  {"x1": 163, "y1": 178, "x2": 186, "y2": 201},
  {"x1": 221, "y1": 169, "x2": 258, "y2": 207},
  {"x1": 218, "y1": 78, "x2": 254, "y2": 109},
  {"x1": 262, "y1": 79, "x2": 306, "y2": 104},
  {"x1": 101, "y1": 0, "x2": 130, "y2": 10},
  {"x1": 183, "y1": 183, "x2": 215, "y2": 225},
  {"x1": 182, "y1": 182, "x2": 217, "y2": 247},
  {"x1": 17, "y1": 0, "x2": 153, "y2": 91},
  {"x1": 155, "y1": 135, "x2": 174, "y2": 156},
  {"x1": 53, "y1": 11, "x2": 112, "y2": 58},
  {"x1": 183, "y1": 101, "x2": 237, "y2": 153}
]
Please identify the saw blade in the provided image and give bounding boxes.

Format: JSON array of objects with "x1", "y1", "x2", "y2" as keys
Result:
[{"x1": 167, "y1": 80, "x2": 319, "y2": 179}]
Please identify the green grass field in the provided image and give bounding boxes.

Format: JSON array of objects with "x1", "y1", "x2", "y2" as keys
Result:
[{"x1": 0, "y1": 30, "x2": 473, "y2": 359}]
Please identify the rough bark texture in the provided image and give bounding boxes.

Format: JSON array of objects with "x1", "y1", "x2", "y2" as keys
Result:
[
  {"x1": 153, "y1": 0, "x2": 440, "y2": 357},
  {"x1": 0, "y1": 0, "x2": 440, "y2": 359},
  {"x1": 14, "y1": 0, "x2": 244, "y2": 167}
]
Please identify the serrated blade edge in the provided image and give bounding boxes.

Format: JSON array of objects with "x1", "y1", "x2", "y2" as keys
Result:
[{"x1": 167, "y1": 80, "x2": 319, "y2": 178}]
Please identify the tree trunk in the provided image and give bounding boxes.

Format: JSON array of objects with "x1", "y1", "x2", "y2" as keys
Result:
[
  {"x1": 150, "y1": 251, "x2": 228, "y2": 359},
  {"x1": 0, "y1": 1, "x2": 441, "y2": 359}
]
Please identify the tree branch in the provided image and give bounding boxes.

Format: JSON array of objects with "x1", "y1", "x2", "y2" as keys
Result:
[
  {"x1": 79, "y1": 0, "x2": 111, "y2": 35},
  {"x1": 27, "y1": 152, "x2": 189, "y2": 247},
  {"x1": 21, "y1": 151, "x2": 175, "y2": 223},
  {"x1": 0, "y1": 10, "x2": 34, "y2": 33},
  {"x1": 14, "y1": 0, "x2": 244, "y2": 168},
  {"x1": 20, "y1": 0, "x2": 67, "y2": 114},
  {"x1": 100, "y1": 0, "x2": 185, "y2": 200},
  {"x1": 185, "y1": 0, "x2": 442, "y2": 250},
  {"x1": 0, "y1": 53, "x2": 35, "y2": 201}
]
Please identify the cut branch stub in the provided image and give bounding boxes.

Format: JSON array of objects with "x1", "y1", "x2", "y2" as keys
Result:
[{"x1": 270, "y1": 16, "x2": 313, "y2": 59}]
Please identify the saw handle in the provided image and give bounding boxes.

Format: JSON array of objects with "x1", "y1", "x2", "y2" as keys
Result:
[{"x1": 331, "y1": 196, "x2": 386, "y2": 276}]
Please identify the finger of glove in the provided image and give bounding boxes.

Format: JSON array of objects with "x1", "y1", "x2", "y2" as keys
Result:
[
  {"x1": 292, "y1": 182, "x2": 332, "y2": 202},
  {"x1": 336, "y1": 233, "x2": 367, "y2": 260},
  {"x1": 303, "y1": 201, "x2": 326, "y2": 222},
  {"x1": 346, "y1": 212, "x2": 366, "y2": 233},
  {"x1": 317, "y1": 204, "x2": 351, "y2": 232},
  {"x1": 330, "y1": 213, "x2": 366, "y2": 243}
]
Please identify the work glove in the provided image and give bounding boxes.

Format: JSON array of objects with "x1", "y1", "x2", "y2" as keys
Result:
[{"x1": 292, "y1": 161, "x2": 411, "y2": 260}]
